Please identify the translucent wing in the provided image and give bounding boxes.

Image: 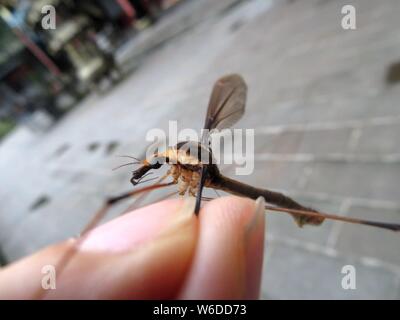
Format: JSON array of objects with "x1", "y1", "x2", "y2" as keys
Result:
[
  {"x1": 203, "y1": 74, "x2": 247, "y2": 131},
  {"x1": 196, "y1": 74, "x2": 247, "y2": 214}
]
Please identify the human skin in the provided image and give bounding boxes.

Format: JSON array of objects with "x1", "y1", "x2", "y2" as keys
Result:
[{"x1": 0, "y1": 196, "x2": 266, "y2": 299}]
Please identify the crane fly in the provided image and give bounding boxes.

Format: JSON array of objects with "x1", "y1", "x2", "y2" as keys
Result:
[
  {"x1": 38, "y1": 74, "x2": 400, "y2": 298},
  {"x1": 121, "y1": 74, "x2": 400, "y2": 231},
  {"x1": 74, "y1": 73, "x2": 400, "y2": 249}
]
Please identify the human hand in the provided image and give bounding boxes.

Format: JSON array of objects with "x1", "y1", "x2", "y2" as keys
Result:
[{"x1": 0, "y1": 196, "x2": 265, "y2": 299}]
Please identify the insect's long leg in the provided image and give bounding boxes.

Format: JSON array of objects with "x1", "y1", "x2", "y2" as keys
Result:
[
  {"x1": 201, "y1": 196, "x2": 400, "y2": 232},
  {"x1": 122, "y1": 190, "x2": 180, "y2": 216},
  {"x1": 194, "y1": 167, "x2": 208, "y2": 214},
  {"x1": 213, "y1": 189, "x2": 222, "y2": 198},
  {"x1": 81, "y1": 182, "x2": 174, "y2": 235},
  {"x1": 263, "y1": 205, "x2": 400, "y2": 231}
]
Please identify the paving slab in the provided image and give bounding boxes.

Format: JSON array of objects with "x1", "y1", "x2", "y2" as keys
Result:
[{"x1": 261, "y1": 242, "x2": 400, "y2": 300}]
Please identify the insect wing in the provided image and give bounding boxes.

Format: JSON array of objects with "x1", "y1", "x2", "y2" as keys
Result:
[{"x1": 203, "y1": 74, "x2": 247, "y2": 131}]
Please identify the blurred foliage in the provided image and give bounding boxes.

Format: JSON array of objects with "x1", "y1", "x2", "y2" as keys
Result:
[{"x1": 0, "y1": 119, "x2": 15, "y2": 140}]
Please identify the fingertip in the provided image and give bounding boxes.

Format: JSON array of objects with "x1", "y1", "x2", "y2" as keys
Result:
[
  {"x1": 179, "y1": 196, "x2": 265, "y2": 299},
  {"x1": 201, "y1": 196, "x2": 256, "y2": 231},
  {"x1": 0, "y1": 198, "x2": 199, "y2": 300},
  {"x1": 80, "y1": 198, "x2": 185, "y2": 253}
]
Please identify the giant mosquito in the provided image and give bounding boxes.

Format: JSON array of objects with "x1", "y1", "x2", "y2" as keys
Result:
[
  {"x1": 39, "y1": 74, "x2": 399, "y2": 298},
  {"x1": 100, "y1": 74, "x2": 400, "y2": 231}
]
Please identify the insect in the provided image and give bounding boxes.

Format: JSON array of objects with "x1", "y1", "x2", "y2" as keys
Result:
[
  {"x1": 106, "y1": 74, "x2": 400, "y2": 231},
  {"x1": 38, "y1": 74, "x2": 399, "y2": 299}
]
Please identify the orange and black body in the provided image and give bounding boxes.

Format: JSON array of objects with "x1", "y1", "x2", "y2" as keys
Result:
[{"x1": 127, "y1": 74, "x2": 400, "y2": 231}]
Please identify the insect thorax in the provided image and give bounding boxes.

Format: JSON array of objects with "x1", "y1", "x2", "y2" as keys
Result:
[
  {"x1": 161, "y1": 141, "x2": 214, "y2": 168},
  {"x1": 159, "y1": 141, "x2": 214, "y2": 196}
]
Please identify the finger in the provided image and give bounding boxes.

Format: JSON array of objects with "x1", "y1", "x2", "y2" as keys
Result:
[
  {"x1": 0, "y1": 198, "x2": 199, "y2": 299},
  {"x1": 178, "y1": 196, "x2": 266, "y2": 299}
]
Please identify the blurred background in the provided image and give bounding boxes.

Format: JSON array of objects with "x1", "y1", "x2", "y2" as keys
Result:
[{"x1": 0, "y1": 0, "x2": 399, "y2": 299}]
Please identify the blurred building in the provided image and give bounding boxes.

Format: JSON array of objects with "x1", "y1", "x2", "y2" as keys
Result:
[{"x1": 0, "y1": 0, "x2": 182, "y2": 137}]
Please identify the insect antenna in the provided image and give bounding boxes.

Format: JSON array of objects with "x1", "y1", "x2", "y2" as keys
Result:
[
  {"x1": 116, "y1": 155, "x2": 142, "y2": 162},
  {"x1": 112, "y1": 161, "x2": 141, "y2": 171}
]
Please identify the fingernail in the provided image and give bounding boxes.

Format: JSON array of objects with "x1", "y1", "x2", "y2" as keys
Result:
[
  {"x1": 245, "y1": 196, "x2": 265, "y2": 237},
  {"x1": 244, "y1": 196, "x2": 265, "y2": 299}
]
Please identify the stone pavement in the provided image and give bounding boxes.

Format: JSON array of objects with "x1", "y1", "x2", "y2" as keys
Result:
[{"x1": 0, "y1": 0, "x2": 399, "y2": 299}]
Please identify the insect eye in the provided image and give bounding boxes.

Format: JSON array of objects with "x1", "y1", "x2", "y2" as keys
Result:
[{"x1": 149, "y1": 157, "x2": 164, "y2": 166}]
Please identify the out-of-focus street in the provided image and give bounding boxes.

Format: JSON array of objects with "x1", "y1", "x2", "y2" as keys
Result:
[{"x1": 1, "y1": 0, "x2": 400, "y2": 299}]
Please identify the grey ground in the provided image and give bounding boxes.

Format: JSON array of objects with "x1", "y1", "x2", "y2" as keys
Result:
[{"x1": 1, "y1": 0, "x2": 400, "y2": 299}]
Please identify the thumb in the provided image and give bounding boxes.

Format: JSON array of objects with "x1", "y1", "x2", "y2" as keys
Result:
[{"x1": 0, "y1": 198, "x2": 198, "y2": 299}]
